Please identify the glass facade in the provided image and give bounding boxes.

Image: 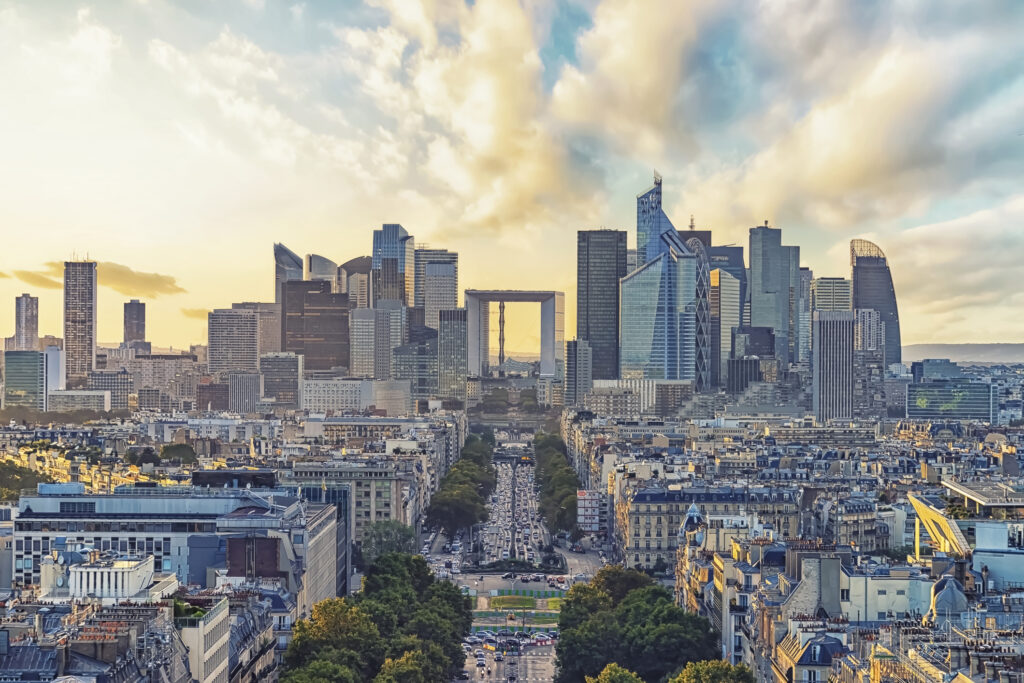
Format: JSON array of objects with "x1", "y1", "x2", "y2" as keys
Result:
[
  {"x1": 906, "y1": 380, "x2": 993, "y2": 422},
  {"x1": 3, "y1": 350, "x2": 47, "y2": 411},
  {"x1": 274, "y1": 243, "x2": 302, "y2": 303},
  {"x1": 372, "y1": 223, "x2": 415, "y2": 305},
  {"x1": 281, "y1": 280, "x2": 351, "y2": 372},
  {"x1": 851, "y1": 239, "x2": 902, "y2": 367},
  {"x1": 577, "y1": 230, "x2": 627, "y2": 380},
  {"x1": 749, "y1": 226, "x2": 801, "y2": 364}
]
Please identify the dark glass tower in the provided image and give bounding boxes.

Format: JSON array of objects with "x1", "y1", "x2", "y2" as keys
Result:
[
  {"x1": 577, "y1": 230, "x2": 627, "y2": 380},
  {"x1": 281, "y1": 280, "x2": 350, "y2": 372},
  {"x1": 851, "y1": 239, "x2": 901, "y2": 367},
  {"x1": 123, "y1": 299, "x2": 146, "y2": 344}
]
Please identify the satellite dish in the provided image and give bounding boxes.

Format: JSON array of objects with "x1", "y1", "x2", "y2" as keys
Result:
[
  {"x1": 57, "y1": 555, "x2": 65, "y2": 565},
  {"x1": 56, "y1": 577, "x2": 64, "y2": 587}
]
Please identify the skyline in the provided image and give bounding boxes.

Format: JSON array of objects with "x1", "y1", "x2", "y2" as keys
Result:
[{"x1": 2, "y1": 1, "x2": 1023, "y2": 348}]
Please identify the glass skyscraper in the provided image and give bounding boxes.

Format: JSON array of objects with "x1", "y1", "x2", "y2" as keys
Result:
[
  {"x1": 577, "y1": 229, "x2": 627, "y2": 380},
  {"x1": 274, "y1": 243, "x2": 302, "y2": 303},
  {"x1": 851, "y1": 239, "x2": 902, "y2": 367},
  {"x1": 621, "y1": 177, "x2": 697, "y2": 381},
  {"x1": 2, "y1": 350, "x2": 47, "y2": 411},
  {"x1": 748, "y1": 225, "x2": 801, "y2": 365},
  {"x1": 372, "y1": 223, "x2": 415, "y2": 306}
]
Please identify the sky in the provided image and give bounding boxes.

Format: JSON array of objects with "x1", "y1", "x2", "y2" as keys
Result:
[{"x1": 1, "y1": 0, "x2": 1023, "y2": 352}]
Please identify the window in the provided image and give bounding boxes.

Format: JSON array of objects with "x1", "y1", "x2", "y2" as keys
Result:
[
  {"x1": 896, "y1": 589, "x2": 905, "y2": 596},
  {"x1": 840, "y1": 589, "x2": 850, "y2": 601},
  {"x1": 877, "y1": 589, "x2": 887, "y2": 596}
]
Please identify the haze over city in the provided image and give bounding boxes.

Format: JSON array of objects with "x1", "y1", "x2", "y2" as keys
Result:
[{"x1": 1, "y1": 1, "x2": 1023, "y2": 349}]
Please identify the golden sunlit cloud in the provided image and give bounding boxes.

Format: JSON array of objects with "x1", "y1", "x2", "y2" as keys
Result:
[
  {"x1": 95, "y1": 261, "x2": 186, "y2": 297},
  {"x1": 13, "y1": 261, "x2": 186, "y2": 298},
  {"x1": 180, "y1": 307, "x2": 209, "y2": 320},
  {"x1": 13, "y1": 271, "x2": 62, "y2": 290}
]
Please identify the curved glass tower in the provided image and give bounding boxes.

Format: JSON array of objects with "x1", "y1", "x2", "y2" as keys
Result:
[
  {"x1": 274, "y1": 243, "x2": 302, "y2": 303},
  {"x1": 686, "y1": 237, "x2": 711, "y2": 391},
  {"x1": 621, "y1": 176, "x2": 697, "y2": 381},
  {"x1": 304, "y1": 253, "x2": 338, "y2": 282},
  {"x1": 851, "y1": 239, "x2": 901, "y2": 367}
]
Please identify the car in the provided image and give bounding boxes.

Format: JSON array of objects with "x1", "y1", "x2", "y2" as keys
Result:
[
  {"x1": 476, "y1": 659, "x2": 486, "y2": 668},
  {"x1": 520, "y1": 576, "x2": 530, "y2": 583},
  {"x1": 465, "y1": 636, "x2": 481, "y2": 645},
  {"x1": 501, "y1": 572, "x2": 514, "y2": 579},
  {"x1": 457, "y1": 671, "x2": 471, "y2": 680},
  {"x1": 474, "y1": 649, "x2": 485, "y2": 657}
]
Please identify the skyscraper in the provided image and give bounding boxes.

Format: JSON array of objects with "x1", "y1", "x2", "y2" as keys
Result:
[
  {"x1": 437, "y1": 308, "x2": 468, "y2": 402},
  {"x1": 281, "y1": 280, "x2": 351, "y2": 372},
  {"x1": 811, "y1": 277, "x2": 853, "y2": 312},
  {"x1": 414, "y1": 248, "x2": 458, "y2": 308},
  {"x1": 338, "y1": 256, "x2": 372, "y2": 308},
  {"x1": 423, "y1": 262, "x2": 458, "y2": 330},
  {"x1": 709, "y1": 269, "x2": 740, "y2": 388},
  {"x1": 798, "y1": 267, "x2": 813, "y2": 364},
  {"x1": 123, "y1": 299, "x2": 146, "y2": 344},
  {"x1": 392, "y1": 335, "x2": 438, "y2": 404},
  {"x1": 371, "y1": 224, "x2": 415, "y2": 306},
  {"x1": 43, "y1": 345, "x2": 65, "y2": 393},
  {"x1": 260, "y1": 352, "x2": 303, "y2": 409},
  {"x1": 748, "y1": 224, "x2": 801, "y2": 365},
  {"x1": 208, "y1": 309, "x2": 259, "y2": 376},
  {"x1": 565, "y1": 339, "x2": 593, "y2": 407},
  {"x1": 576, "y1": 230, "x2": 627, "y2": 380},
  {"x1": 348, "y1": 304, "x2": 405, "y2": 380},
  {"x1": 620, "y1": 176, "x2": 697, "y2": 381},
  {"x1": 63, "y1": 261, "x2": 97, "y2": 388},
  {"x1": 812, "y1": 311, "x2": 855, "y2": 422},
  {"x1": 707, "y1": 246, "x2": 747, "y2": 325},
  {"x1": 853, "y1": 309, "x2": 887, "y2": 420},
  {"x1": 686, "y1": 236, "x2": 712, "y2": 390},
  {"x1": 2, "y1": 350, "x2": 48, "y2": 411},
  {"x1": 231, "y1": 302, "x2": 282, "y2": 355},
  {"x1": 304, "y1": 253, "x2": 338, "y2": 284},
  {"x1": 851, "y1": 239, "x2": 901, "y2": 367},
  {"x1": 274, "y1": 243, "x2": 303, "y2": 303},
  {"x1": 14, "y1": 293, "x2": 38, "y2": 352}
]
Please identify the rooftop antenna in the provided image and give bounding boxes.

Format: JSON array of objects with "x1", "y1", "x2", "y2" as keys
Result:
[{"x1": 689, "y1": 215, "x2": 696, "y2": 231}]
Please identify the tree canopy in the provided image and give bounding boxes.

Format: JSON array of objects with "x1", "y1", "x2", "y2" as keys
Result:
[
  {"x1": 668, "y1": 660, "x2": 755, "y2": 683},
  {"x1": 0, "y1": 462, "x2": 53, "y2": 501},
  {"x1": 360, "y1": 521, "x2": 417, "y2": 568},
  {"x1": 555, "y1": 565, "x2": 718, "y2": 683},
  {"x1": 425, "y1": 434, "x2": 495, "y2": 538},
  {"x1": 534, "y1": 433, "x2": 582, "y2": 534},
  {"x1": 282, "y1": 553, "x2": 471, "y2": 682}
]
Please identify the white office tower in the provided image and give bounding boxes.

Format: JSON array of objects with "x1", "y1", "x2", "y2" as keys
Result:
[
  {"x1": 423, "y1": 262, "x2": 457, "y2": 330},
  {"x1": 208, "y1": 309, "x2": 259, "y2": 376},
  {"x1": 812, "y1": 311, "x2": 855, "y2": 422}
]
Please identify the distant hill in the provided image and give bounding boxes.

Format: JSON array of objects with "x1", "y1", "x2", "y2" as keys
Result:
[{"x1": 903, "y1": 344, "x2": 1024, "y2": 364}]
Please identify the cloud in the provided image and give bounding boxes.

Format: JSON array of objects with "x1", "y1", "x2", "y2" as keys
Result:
[
  {"x1": 0, "y1": 272, "x2": 9, "y2": 278},
  {"x1": 13, "y1": 270, "x2": 62, "y2": 289},
  {"x1": 96, "y1": 262, "x2": 186, "y2": 297},
  {"x1": 12, "y1": 261, "x2": 185, "y2": 297},
  {"x1": 180, "y1": 307, "x2": 210, "y2": 320}
]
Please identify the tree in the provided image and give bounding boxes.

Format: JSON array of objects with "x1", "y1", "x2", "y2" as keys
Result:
[
  {"x1": 590, "y1": 565, "x2": 654, "y2": 604},
  {"x1": 160, "y1": 443, "x2": 197, "y2": 465},
  {"x1": 285, "y1": 599, "x2": 386, "y2": 680},
  {"x1": 669, "y1": 660, "x2": 755, "y2": 683},
  {"x1": 373, "y1": 650, "x2": 435, "y2": 683},
  {"x1": 586, "y1": 663, "x2": 645, "y2": 683},
  {"x1": 281, "y1": 658, "x2": 360, "y2": 683},
  {"x1": 361, "y1": 521, "x2": 417, "y2": 567}
]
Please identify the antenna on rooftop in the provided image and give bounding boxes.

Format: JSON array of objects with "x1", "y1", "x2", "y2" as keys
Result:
[{"x1": 689, "y1": 215, "x2": 696, "y2": 231}]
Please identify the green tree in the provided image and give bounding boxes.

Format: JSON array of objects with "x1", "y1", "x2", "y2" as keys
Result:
[
  {"x1": 360, "y1": 521, "x2": 417, "y2": 567},
  {"x1": 285, "y1": 599, "x2": 386, "y2": 680},
  {"x1": 590, "y1": 565, "x2": 654, "y2": 604},
  {"x1": 669, "y1": 660, "x2": 755, "y2": 683},
  {"x1": 373, "y1": 650, "x2": 435, "y2": 683},
  {"x1": 160, "y1": 443, "x2": 197, "y2": 465},
  {"x1": 586, "y1": 663, "x2": 645, "y2": 683},
  {"x1": 281, "y1": 657, "x2": 360, "y2": 683}
]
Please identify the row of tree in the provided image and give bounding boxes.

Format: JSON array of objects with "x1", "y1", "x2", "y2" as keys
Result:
[
  {"x1": 534, "y1": 433, "x2": 581, "y2": 535},
  {"x1": 555, "y1": 565, "x2": 726, "y2": 682},
  {"x1": 425, "y1": 434, "x2": 496, "y2": 538},
  {"x1": 586, "y1": 661, "x2": 754, "y2": 683},
  {"x1": 0, "y1": 462, "x2": 54, "y2": 502},
  {"x1": 282, "y1": 553, "x2": 473, "y2": 682}
]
